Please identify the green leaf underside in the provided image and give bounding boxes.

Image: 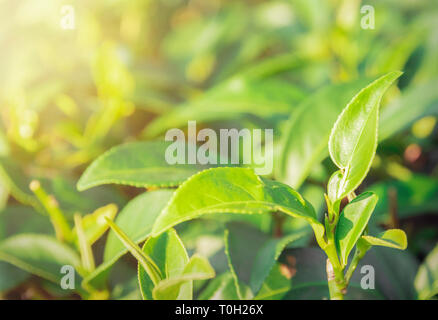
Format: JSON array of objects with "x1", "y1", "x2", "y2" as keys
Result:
[
  {"x1": 328, "y1": 71, "x2": 402, "y2": 200},
  {"x1": 151, "y1": 167, "x2": 324, "y2": 248},
  {"x1": 360, "y1": 229, "x2": 407, "y2": 250},
  {"x1": 77, "y1": 141, "x2": 206, "y2": 191},
  {"x1": 138, "y1": 228, "x2": 192, "y2": 300},
  {"x1": 336, "y1": 192, "x2": 378, "y2": 267},
  {"x1": 415, "y1": 243, "x2": 438, "y2": 300},
  {"x1": 152, "y1": 254, "x2": 215, "y2": 300},
  {"x1": 82, "y1": 190, "x2": 172, "y2": 288},
  {"x1": 0, "y1": 234, "x2": 81, "y2": 284}
]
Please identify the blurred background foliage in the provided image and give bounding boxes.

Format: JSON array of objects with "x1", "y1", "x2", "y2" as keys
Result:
[{"x1": 0, "y1": 0, "x2": 437, "y2": 299}]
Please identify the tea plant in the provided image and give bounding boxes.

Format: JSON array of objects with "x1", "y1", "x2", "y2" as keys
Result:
[
  {"x1": 0, "y1": 0, "x2": 437, "y2": 301},
  {"x1": 76, "y1": 71, "x2": 406, "y2": 300}
]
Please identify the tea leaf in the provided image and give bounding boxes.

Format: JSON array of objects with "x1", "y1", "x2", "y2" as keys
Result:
[
  {"x1": 138, "y1": 228, "x2": 191, "y2": 300},
  {"x1": 359, "y1": 229, "x2": 408, "y2": 250},
  {"x1": 415, "y1": 243, "x2": 438, "y2": 300},
  {"x1": 277, "y1": 79, "x2": 370, "y2": 188},
  {"x1": 0, "y1": 234, "x2": 81, "y2": 285},
  {"x1": 77, "y1": 141, "x2": 204, "y2": 191},
  {"x1": 335, "y1": 192, "x2": 378, "y2": 267},
  {"x1": 105, "y1": 218, "x2": 162, "y2": 286},
  {"x1": 152, "y1": 167, "x2": 325, "y2": 248},
  {"x1": 278, "y1": 78, "x2": 438, "y2": 190},
  {"x1": 72, "y1": 204, "x2": 118, "y2": 247},
  {"x1": 82, "y1": 190, "x2": 172, "y2": 289},
  {"x1": 152, "y1": 254, "x2": 215, "y2": 300},
  {"x1": 328, "y1": 71, "x2": 402, "y2": 200}
]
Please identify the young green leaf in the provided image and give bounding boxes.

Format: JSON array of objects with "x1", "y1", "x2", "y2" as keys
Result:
[
  {"x1": 359, "y1": 229, "x2": 407, "y2": 250},
  {"x1": 277, "y1": 79, "x2": 370, "y2": 188},
  {"x1": 335, "y1": 192, "x2": 378, "y2": 267},
  {"x1": 328, "y1": 71, "x2": 402, "y2": 201},
  {"x1": 152, "y1": 254, "x2": 215, "y2": 300},
  {"x1": 152, "y1": 167, "x2": 325, "y2": 248},
  {"x1": 72, "y1": 204, "x2": 118, "y2": 247},
  {"x1": 77, "y1": 141, "x2": 205, "y2": 191},
  {"x1": 415, "y1": 242, "x2": 438, "y2": 300},
  {"x1": 105, "y1": 217, "x2": 162, "y2": 286},
  {"x1": 82, "y1": 190, "x2": 172, "y2": 289},
  {"x1": 138, "y1": 228, "x2": 191, "y2": 300}
]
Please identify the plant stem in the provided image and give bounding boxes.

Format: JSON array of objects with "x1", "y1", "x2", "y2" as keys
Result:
[
  {"x1": 344, "y1": 242, "x2": 370, "y2": 285},
  {"x1": 273, "y1": 212, "x2": 284, "y2": 238},
  {"x1": 326, "y1": 259, "x2": 344, "y2": 300},
  {"x1": 30, "y1": 180, "x2": 72, "y2": 242},
  {"x1": 74, "y1": 213, "x2": 95, "y2": 273},
  {"x1": 323, "y1": 211, "x2": 346, "y2": 300}
]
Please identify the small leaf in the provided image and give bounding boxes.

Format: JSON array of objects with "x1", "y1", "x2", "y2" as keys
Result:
[
  {"x1": 152, "y1": 167, "x2": 325, "y2": 249},
  {"x1": 152, "y1": 254, "x2": 215, "y2": 300},
  {"x1": 72, "y1": 204, "x2": 118, "y2": 247},
  {"x1": 0, "y1": 205, "x2": 53, "y2": 240},
  {"x1": 138, "y1": 228, "x2": 191, "y2": 300},
  {"x1": 277, "y1": 79, "x2": 370, "y2": 188},
  {"x1": 77, "y1": 141, "x2": 206, "y2": 191},
  {"x1": 105, "y1": 217, "x2": 162, "y2": 286},
  {"x1": 359, "y1": 229, "x2": 408, "y2": 250},
  {"x1": 0, "y1": 234, "x2": 81, "y2": 285},
  {"x1": 415, "y1": 243, "x2": 438, "y2": 300},
  {"x1": 82, "y1": 190, "x2": 172, "y2": 289},
  {"x1": 328, "y1": 71, "x2": 402, "y2": 201},
  {"x1": 335, "y1": 192, "x2": 378, "y2": 267}
]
